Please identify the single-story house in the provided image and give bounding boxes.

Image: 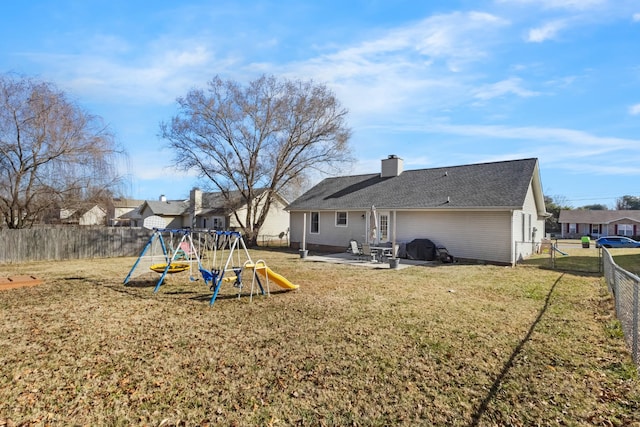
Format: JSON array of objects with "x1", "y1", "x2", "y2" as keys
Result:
[
  {"x1": 558, "y1": 210, "x2": 640, "y2": 239},
  {"x1": 108, "y1": 198, "x2": 145, "y2": 227},
  {"x1": 138, "y1": 195, "x2": 189, "y2": 229},
  {"x1": 59, "y1": 205, "x2": 107, "y2": 226},
  {"x1": 138, "y1": 189, "x2": 290, "y2": 241},
  {"x1": 190, "y1": 188, "x2": 289, "y2": 240},
  {"x1": 286, "y1": 155, "x2": 547, "y2": 265}
]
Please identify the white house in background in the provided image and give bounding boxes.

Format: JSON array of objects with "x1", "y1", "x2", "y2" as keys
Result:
[
  {"x1": 190, "y1": 188, "x2": 290, "y2": 240},
  {"x1": 60, "y1": 205, "x2": 107, "y2": 226},
  {"x1": 108, "y1": 198, "x2": 145, "y2": 226},
  {"x1": 138, "y1": 195, "x2": 190, "y2": 229},
  {"x1": 137, "y1": 189, "x2": 290, "y2": 242},
  {"x1": 558, "y1": 210, "x2": 640, "y2": 239},
  {"x1": 286, "y1": 155, "x2": 548, "y2": 265}
]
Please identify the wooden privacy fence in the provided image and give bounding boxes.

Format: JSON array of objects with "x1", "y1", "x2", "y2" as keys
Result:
[{"x1": 0, "y1": 227, "x2": 153, "y2": 264}]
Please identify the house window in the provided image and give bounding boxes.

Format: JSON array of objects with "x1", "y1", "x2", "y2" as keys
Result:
[
  {"x1": 310, "y1": 212, "x2": 319, "y2": 234},
  {"x1": 618, "y1": 224, "x2": 633, "y2": 236},
  {"x1": 568, "y1": 223, "x2": 577, "y2": 234},
  {"x1": 335, "y1": 211, "x2": 347, "y2": 227},
  {"x1": 212, "y1": 217, "x2": 224, "y2": 229},
  {"x1": 591, "y1": 224, "x2": 600, "y2": 235}
]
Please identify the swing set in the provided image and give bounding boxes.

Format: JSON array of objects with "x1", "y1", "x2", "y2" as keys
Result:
[{"x1": 124, "y1": 227, "x2": 298, "y2": 306}]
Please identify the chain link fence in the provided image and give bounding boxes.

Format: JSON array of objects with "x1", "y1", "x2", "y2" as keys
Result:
[
  {"x1": 602, "y1": 247, "x2": 639, "y2": 368},
  {"x1": 258, "y1": 233, "x2": 289, "y2": 248},
  {"x1": 543, "y1": 239, "x2": 602, "y2": 274}
]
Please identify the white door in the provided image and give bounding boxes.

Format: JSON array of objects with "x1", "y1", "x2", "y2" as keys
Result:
[{"x1": 378, "y1": 212, "x2": 390, "y2": 243}]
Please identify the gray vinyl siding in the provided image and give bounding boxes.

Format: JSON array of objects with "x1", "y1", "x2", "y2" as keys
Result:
[
  {"x1": 289, "y1": 211, "x2": 367, "y2": 249},
  {"x1": 396, "y1": 210, "x2": 513, "y2": 264}
]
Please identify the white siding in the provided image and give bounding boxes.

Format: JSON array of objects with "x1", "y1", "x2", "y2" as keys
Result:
[
  {"x1": 258, "y1": 198, "x2": 290, "y2": 237},
  {"x1": 230, "y1": 198, "x2": 290, "y2": 239},
  {"x1": 79, "y1": 206, "x2": 106, "y2": 226},
  {"x1": 512, "y1": 185, "x2": 546, "y2": 262},
  {"x1": 396, "y1": 210, "x2": 513, "y2": 264},
  {"x1": 288, "y1": 179, "x2": 546, "y2": 264}
]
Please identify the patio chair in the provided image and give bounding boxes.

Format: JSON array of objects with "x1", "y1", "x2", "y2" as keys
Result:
[
  {"x1": 362, "y1": 244, "x2": 377, "y2": 262},
  {"x1": 349, "y1": 240, "x2": 365, "y2": 260}
]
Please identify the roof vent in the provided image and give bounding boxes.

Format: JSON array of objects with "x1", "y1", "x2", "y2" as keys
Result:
[{"x1": 381, "y1": 155, "x2": 403, "y2": 178}]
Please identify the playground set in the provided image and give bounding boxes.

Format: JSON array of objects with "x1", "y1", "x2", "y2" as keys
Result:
[{"x1": 123, "y1": 224, "x2": 298, "y2": 306}]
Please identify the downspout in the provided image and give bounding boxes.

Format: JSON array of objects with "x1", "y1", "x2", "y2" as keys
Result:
[{"x1": 511, "y1": 209, "x2": 516, "y2": 266}]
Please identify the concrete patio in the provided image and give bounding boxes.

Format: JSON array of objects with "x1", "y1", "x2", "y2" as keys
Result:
[{"x1": 301, "y1": 252, "x2": 433, "y2": 269}]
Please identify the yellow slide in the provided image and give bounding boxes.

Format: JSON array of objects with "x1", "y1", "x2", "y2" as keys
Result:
[{"x1": 245, "y1": 262, "x2": 299, "y2": 290}]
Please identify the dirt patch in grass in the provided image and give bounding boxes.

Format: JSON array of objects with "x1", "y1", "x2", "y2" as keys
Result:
[
  {"x1": 0, "y1": 250, "x2": 639, "y2": 426},
  {"x1": 0, "y1": 275, "x2": 43, "y2": 291}
]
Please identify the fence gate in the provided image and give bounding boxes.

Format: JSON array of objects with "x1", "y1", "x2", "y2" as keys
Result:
[{"x1": 546, "y1": 239, "x2": 602, "y2": 274}]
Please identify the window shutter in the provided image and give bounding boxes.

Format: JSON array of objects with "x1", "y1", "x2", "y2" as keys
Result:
[
  {"x1": 576, "y1": 224, "x2": 579, "y2": 233},
  {"x1": 614, "y1": 224, "x2": 618, "y2": 234}
]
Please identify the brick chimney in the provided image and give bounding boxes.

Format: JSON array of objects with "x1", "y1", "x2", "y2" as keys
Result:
[{"x1": 381, "y1": 154, "x2": 403, "y2": 177}]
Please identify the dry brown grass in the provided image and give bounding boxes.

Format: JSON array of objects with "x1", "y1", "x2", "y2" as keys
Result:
[{"x1": 1, "y1": 249, "x2": 639, "y2": 426}]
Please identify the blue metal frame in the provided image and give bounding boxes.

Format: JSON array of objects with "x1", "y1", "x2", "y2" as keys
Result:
[{"x1": 125, "y1": 228, "x2": 265, "y2": 307}]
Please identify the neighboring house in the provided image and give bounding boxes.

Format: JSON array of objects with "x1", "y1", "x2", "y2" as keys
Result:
[
  {"x1": 138, "y1": 195, "x2": 190, "y2": 229},
  {"x1": 60, "y1": 205, "x2": 107, "y2": 226},
  {"x1": 558, "y1": 210, "x2": 640, "y2": 239},
  {"x1": 190, "y1": 188, "x2": 289, "y2": 239},
  {"x1": 137, "y1": 189, "x2": 290, "y2": 241},
  {"x1": 286, "y1": 155, "x2": 547, "y2": 265},
  {"x1": 108, "y1": 198, "x2": 145, "y2": 227}
]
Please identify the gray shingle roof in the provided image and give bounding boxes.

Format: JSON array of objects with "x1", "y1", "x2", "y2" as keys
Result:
[
  {"x1": 144, "y1": 200, "x2": 190, "y2": 216},
  {"x1": 559, "y1": 210, "x2": 640, "y2": 224},
  {"x1": 287, "y1": 158, "x2": 539, "y2": 211}
]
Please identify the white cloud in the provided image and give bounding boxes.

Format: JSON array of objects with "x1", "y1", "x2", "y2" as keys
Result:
[
  {"x1": 474, "y1": 77, "x2": 540, "y2": 100},
  {"x1": 314, "y1": 11, "x2": 509, "y2": 73},
  {"x1": 634, "y1": 13, "x2": 640, "y2": 21},
  {"x1": 527, "y1": 20, "x2": 566, "y2": 42},
  {"x1": 629, "y1": 104, "x2": 640, "y2": 115},
  {"x1": 284, "y1": 11, "x2": 510, "y2": 120},
  {"x1": 496, "y1": 0, "x2": 607, "y2": 11},
  {"x1": 429, "y1": 123, "x2": 638, "y2": 149},
  {"x1": 33, "y1": 43, "x2": 220, "y2": 105}
]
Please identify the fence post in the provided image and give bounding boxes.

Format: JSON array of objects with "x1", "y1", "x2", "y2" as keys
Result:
[
  {"x1": 599, "y1": 247, "x2": 602, "y2": 274},
  {"x1": 614, "y1": 268, "x2": 620, "y2": 317},
  {"x1": 633, "y1": 280, "x2": 639, "y2": 365}
]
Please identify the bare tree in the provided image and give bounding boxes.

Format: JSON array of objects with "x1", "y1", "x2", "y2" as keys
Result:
[
  {"x1": 616, "y1": 195, "x2": 640, "y2": 210},
  {"x1": 0, "y1": 74, "x2": 122, "y2": 228},
  {"x1": 160, "y1": 74, "x2": 352, "y2": 245}
]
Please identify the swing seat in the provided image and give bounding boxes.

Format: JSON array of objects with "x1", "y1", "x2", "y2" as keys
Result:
[
  {"x1": 150, "y1": 263, "x2": 190, "y2": 274},
  {"x1": 199, "y1": 268, "x2": 217, "y2": 285}
]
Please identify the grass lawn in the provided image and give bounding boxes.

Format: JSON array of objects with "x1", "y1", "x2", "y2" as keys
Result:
[{"x1": 1, "y1": 248, "x2": 639, "y2": 426}]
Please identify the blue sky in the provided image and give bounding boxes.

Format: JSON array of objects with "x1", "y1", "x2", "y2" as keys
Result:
[{"x1": 2, "y1": 0, "x2": 639, "y2": 208}]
